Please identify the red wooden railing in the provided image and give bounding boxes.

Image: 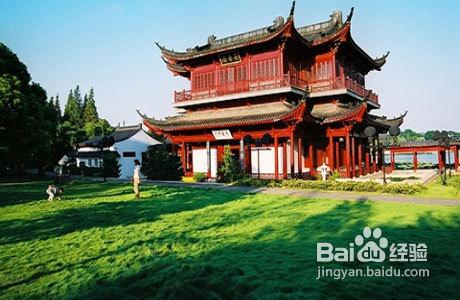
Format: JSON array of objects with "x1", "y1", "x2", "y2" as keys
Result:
[
  {"x1": 174, "y1": 74, "x2": 379, "y2": 105},
  {"x1": 308, "y1": 76, "x2": 379, "y2": 104}
]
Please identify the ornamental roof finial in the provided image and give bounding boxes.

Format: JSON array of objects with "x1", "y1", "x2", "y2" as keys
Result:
[
  {"x1": 345, "y1": 7, "x2": 354, "y2": 23},
  {"x1": 289, "y1": 0, "x2": 296, "y2": 18}
]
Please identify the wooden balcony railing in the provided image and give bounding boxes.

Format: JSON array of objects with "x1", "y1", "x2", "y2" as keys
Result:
[
  {"x1": 174, "y1": 74, "x2": 308, "y2": 103},
  {"x1": 174, "y1": 74, "x2": 379, "y2": 105},
  {"x1": 308, "y1": 76, "x2": 379, "y2": 104}
]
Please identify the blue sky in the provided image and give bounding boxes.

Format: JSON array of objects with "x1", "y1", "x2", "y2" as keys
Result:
[{"x1": 1, "y1": 0, "x2": 459, "y2": 131}]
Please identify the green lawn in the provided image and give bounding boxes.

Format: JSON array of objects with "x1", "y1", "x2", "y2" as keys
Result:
[
  {"x1": 416, "y1": 174, "x2": 460, "y2": 199},
  {"x1": 0, "y1": 180, "x2": 459, "y2": 299}
]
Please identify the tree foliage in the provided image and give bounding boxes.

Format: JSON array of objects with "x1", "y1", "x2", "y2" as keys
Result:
[
  {"x1": 0, "y1": 43, "x2": 58, "y2": 175},
  {"x1": 83, "y1": 119, "x2": 112, "y2": 139},
  {"x1": 101, "y1": 151, "x2": 120, "y2": 178},
  {"x1": 218, "y1": 145, "x2": 242, "y2": 182},
  {"x1": 141, "y1": 144, "x2": 182, "y2": 180},
  {"x1": 63, "y1": 89, "x2": 82, "y2": 127},
  {"x1": 82, "y1": 87, "x2": 98, "y2": 124},
  {"x1": 0, "y1": 42, "x2": 114, "y2": 175}
]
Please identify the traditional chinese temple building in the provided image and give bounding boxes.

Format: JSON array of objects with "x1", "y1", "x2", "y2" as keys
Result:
[{"x1": 140, "y1": 2, "x2": 406, "y2": 179}]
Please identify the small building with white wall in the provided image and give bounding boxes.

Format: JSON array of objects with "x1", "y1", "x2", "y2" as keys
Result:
[{"x1": 76, "y1": 124, "x2": 160, "y2": 179}]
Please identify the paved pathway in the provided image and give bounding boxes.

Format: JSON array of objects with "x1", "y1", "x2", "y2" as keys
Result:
[{"x1": 140, "y1": 180, "x2": 460, "y2": 207}]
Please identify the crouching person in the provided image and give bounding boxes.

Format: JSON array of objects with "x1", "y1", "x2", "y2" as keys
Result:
[{"x1": 46, "y1": 184, "x2": 63, "y2": 202}]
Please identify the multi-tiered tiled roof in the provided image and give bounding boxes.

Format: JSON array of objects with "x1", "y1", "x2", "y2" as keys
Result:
[{"x1": 156, "y1": 3, "x2": 389, "y2": 77}]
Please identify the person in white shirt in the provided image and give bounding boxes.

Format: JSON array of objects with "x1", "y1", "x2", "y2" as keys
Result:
[{"x1": 132, "y1": 159, "x2": 141, "y2": 199}]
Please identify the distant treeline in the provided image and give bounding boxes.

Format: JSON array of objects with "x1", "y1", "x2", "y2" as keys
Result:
[{"x1": 396, "y1": 129, "x2": 460, "y2": 142}]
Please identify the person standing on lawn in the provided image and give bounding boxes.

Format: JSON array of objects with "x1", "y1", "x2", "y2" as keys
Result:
[{"x1": 133, "y1": 159, "x2": 141, "y2": 199}]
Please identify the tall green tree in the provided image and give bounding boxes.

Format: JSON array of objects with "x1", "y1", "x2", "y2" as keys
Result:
[
  {"x1": 73, "y1": 85, "x2": 82, "y2": 109},
  {"x1": 82, "y1": 94, "x2": 88, "y2": 117},
  {"x1": 63, "y1": 89, "x2": 82, "y2": 127},
  {"x1": 54, "y1": 94, "x2": 61, "y2": 121},
  {"x1": 0, "y1": 42, "x2": 57, "y2": 174},
  {"x1": 82, "y1": 87, "x2": 98, "y2": 124}
]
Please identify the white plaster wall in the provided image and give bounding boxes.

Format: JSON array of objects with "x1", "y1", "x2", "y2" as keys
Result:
[
  {"x1": 76, "y1": 157, "x2": 102, "y2": 167},
  {"x1": 286, "y1": 143, "x2": 299, "y2": 174},
  {"x1": 113, "y1": 130, "x2": 161, "y2": 179},
  {"x1": 192, "y1": 148, "x2": 217, "y2": 178},
  {"x1": 251, "y1": 147, "x2": 283, "y2": 174}
]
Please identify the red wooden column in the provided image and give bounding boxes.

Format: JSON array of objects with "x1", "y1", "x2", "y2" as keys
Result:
[
  {"x1": 329, "y1": 135, "x2": 334, "y2": 171},
  {"x1": 188, "y1": 144, "x2": 193, "y2": 171},
  {"x1": 413, "y1": 151, "x2": 418, "y2": 172},
  {"x1": 454, "y1": 146, "x2": 459, "y2": 172},
  {"x1": 309, "y1": 143, "x2": 314, "y2": 171},
  {"x1": 390, "y1": 150, "x2": 395, "y2": 171},
  {"x1": 290, "y1": 128, "x2": 295, "y2": 178},
  {"x1": 181, "y1": 141, "x2": 186, "y2": 173},
  {"x1": 358, "y1": 141, "x2": 363, "y2": 177},
  {"x1": 365, "y1": 146, "x2": 370, "y2": 175},
  {"x1": 351, "y1": 136, "x2": 356, "y2": 178},
  {"x1": 372, "y1": 138, "x2": 377, "y2": 173},
  {"x1": 298, "y1": 137, "x2": 303, "y2": 177},
  {"x1": 245, "y1": 142, "x2": 252, "y2": 173},
  {"x1": 282, "y1": 141, "x2": 287, "y2": 179},
  {"x1": 345, "y1": 133, "x2": 351, "y2": 178},
  {"x1": 438, "y1": 149, "x2": 444, "y2": 171},
  {"x1": 274, "y1": 133, "x2": 279, "y2": 180},
  {"x1": 335, "y1": 140, "x2": 340, "y2": 170}
]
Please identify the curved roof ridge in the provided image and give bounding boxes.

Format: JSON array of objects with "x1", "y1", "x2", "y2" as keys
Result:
[
  {"x1": 296, "y1": 10, "x2": 343, "y2": 39},
  {"x1": 140, "y1": 101, "x2": 305, "y2": 132}
]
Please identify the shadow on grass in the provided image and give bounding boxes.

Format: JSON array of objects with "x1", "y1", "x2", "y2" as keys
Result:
[
  {"x1": 0, "y1": 180, "x2": 53, "y2": 208},
  {"x1": 1, "y1": 181, "x2": 459, "y2": 299},
  {"x1": 71, "y1": 202, "x2": 459, "y2": 299},
  {"x1": 0, "y1": 185, "x2": 243, "y2": 245},
  {"x1": 0, "y1": 180, "x2": 125, "y2": 208}
]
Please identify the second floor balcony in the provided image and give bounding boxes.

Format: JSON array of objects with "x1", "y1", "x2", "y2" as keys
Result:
[{"x1": 173, "y1": 74, "x2": 379, "y2": 107}]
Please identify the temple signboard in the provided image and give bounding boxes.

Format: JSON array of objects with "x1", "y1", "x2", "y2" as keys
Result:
[{"x1": 212, "y1": 130, "x2": 233, "y2": 140}]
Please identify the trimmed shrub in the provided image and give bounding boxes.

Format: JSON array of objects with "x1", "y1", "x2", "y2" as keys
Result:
[
  {"x1": 141, "y1": 144, "x2": 182, "y2": 180},
  {"x1": 193, "y1": 172, "x2": 207, "y2": 182},
  {"x1": 218, "y1": 145, "x2": 242, "y2": 183},
  {"x1": 329, "y1": 170, "x2": 341, "y2": 181},
  {"x1": 101, "y1": 151, "x2": 121, "y2": 178},
  {"x1": 234, "y1": 177, "x2": 426, "y2": 195}
]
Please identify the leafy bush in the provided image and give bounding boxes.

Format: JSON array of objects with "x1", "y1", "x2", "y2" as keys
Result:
[
  {"x1": 141, "y1": 144, "x2": 182, "y2": 180},
  {"x1": 329, "y1": 170, "x2": 341, "y2": 181},
  {"x1": 64, "y1": 164, "x2": 103, "y2": 177},
  {"x1": 389, "y1": 176, "x2": 420, "y2": 182},
  {"x1": 234, "y1": 177, "x2": 426, "y2": 195},
  {"x1": 218, "y1": 145, "x2": 242, "y2": 183},
  {"x1": 101, "y1": 151, "x2": 120, "y2": 178},
  {"x1": 193, "y1": 172, "x2": 207, "y2": 182},
  {"x1": 81, "y1": 166, "x2": 102, "y2": 177}
]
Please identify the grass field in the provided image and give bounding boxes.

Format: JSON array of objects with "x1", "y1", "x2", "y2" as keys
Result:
[
  {"x1": 416, "y1": 174, "x2": 460, "y2": 199},
  {"x1": 0, "y1": 180, "x2": 459, "y2": 299}
]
